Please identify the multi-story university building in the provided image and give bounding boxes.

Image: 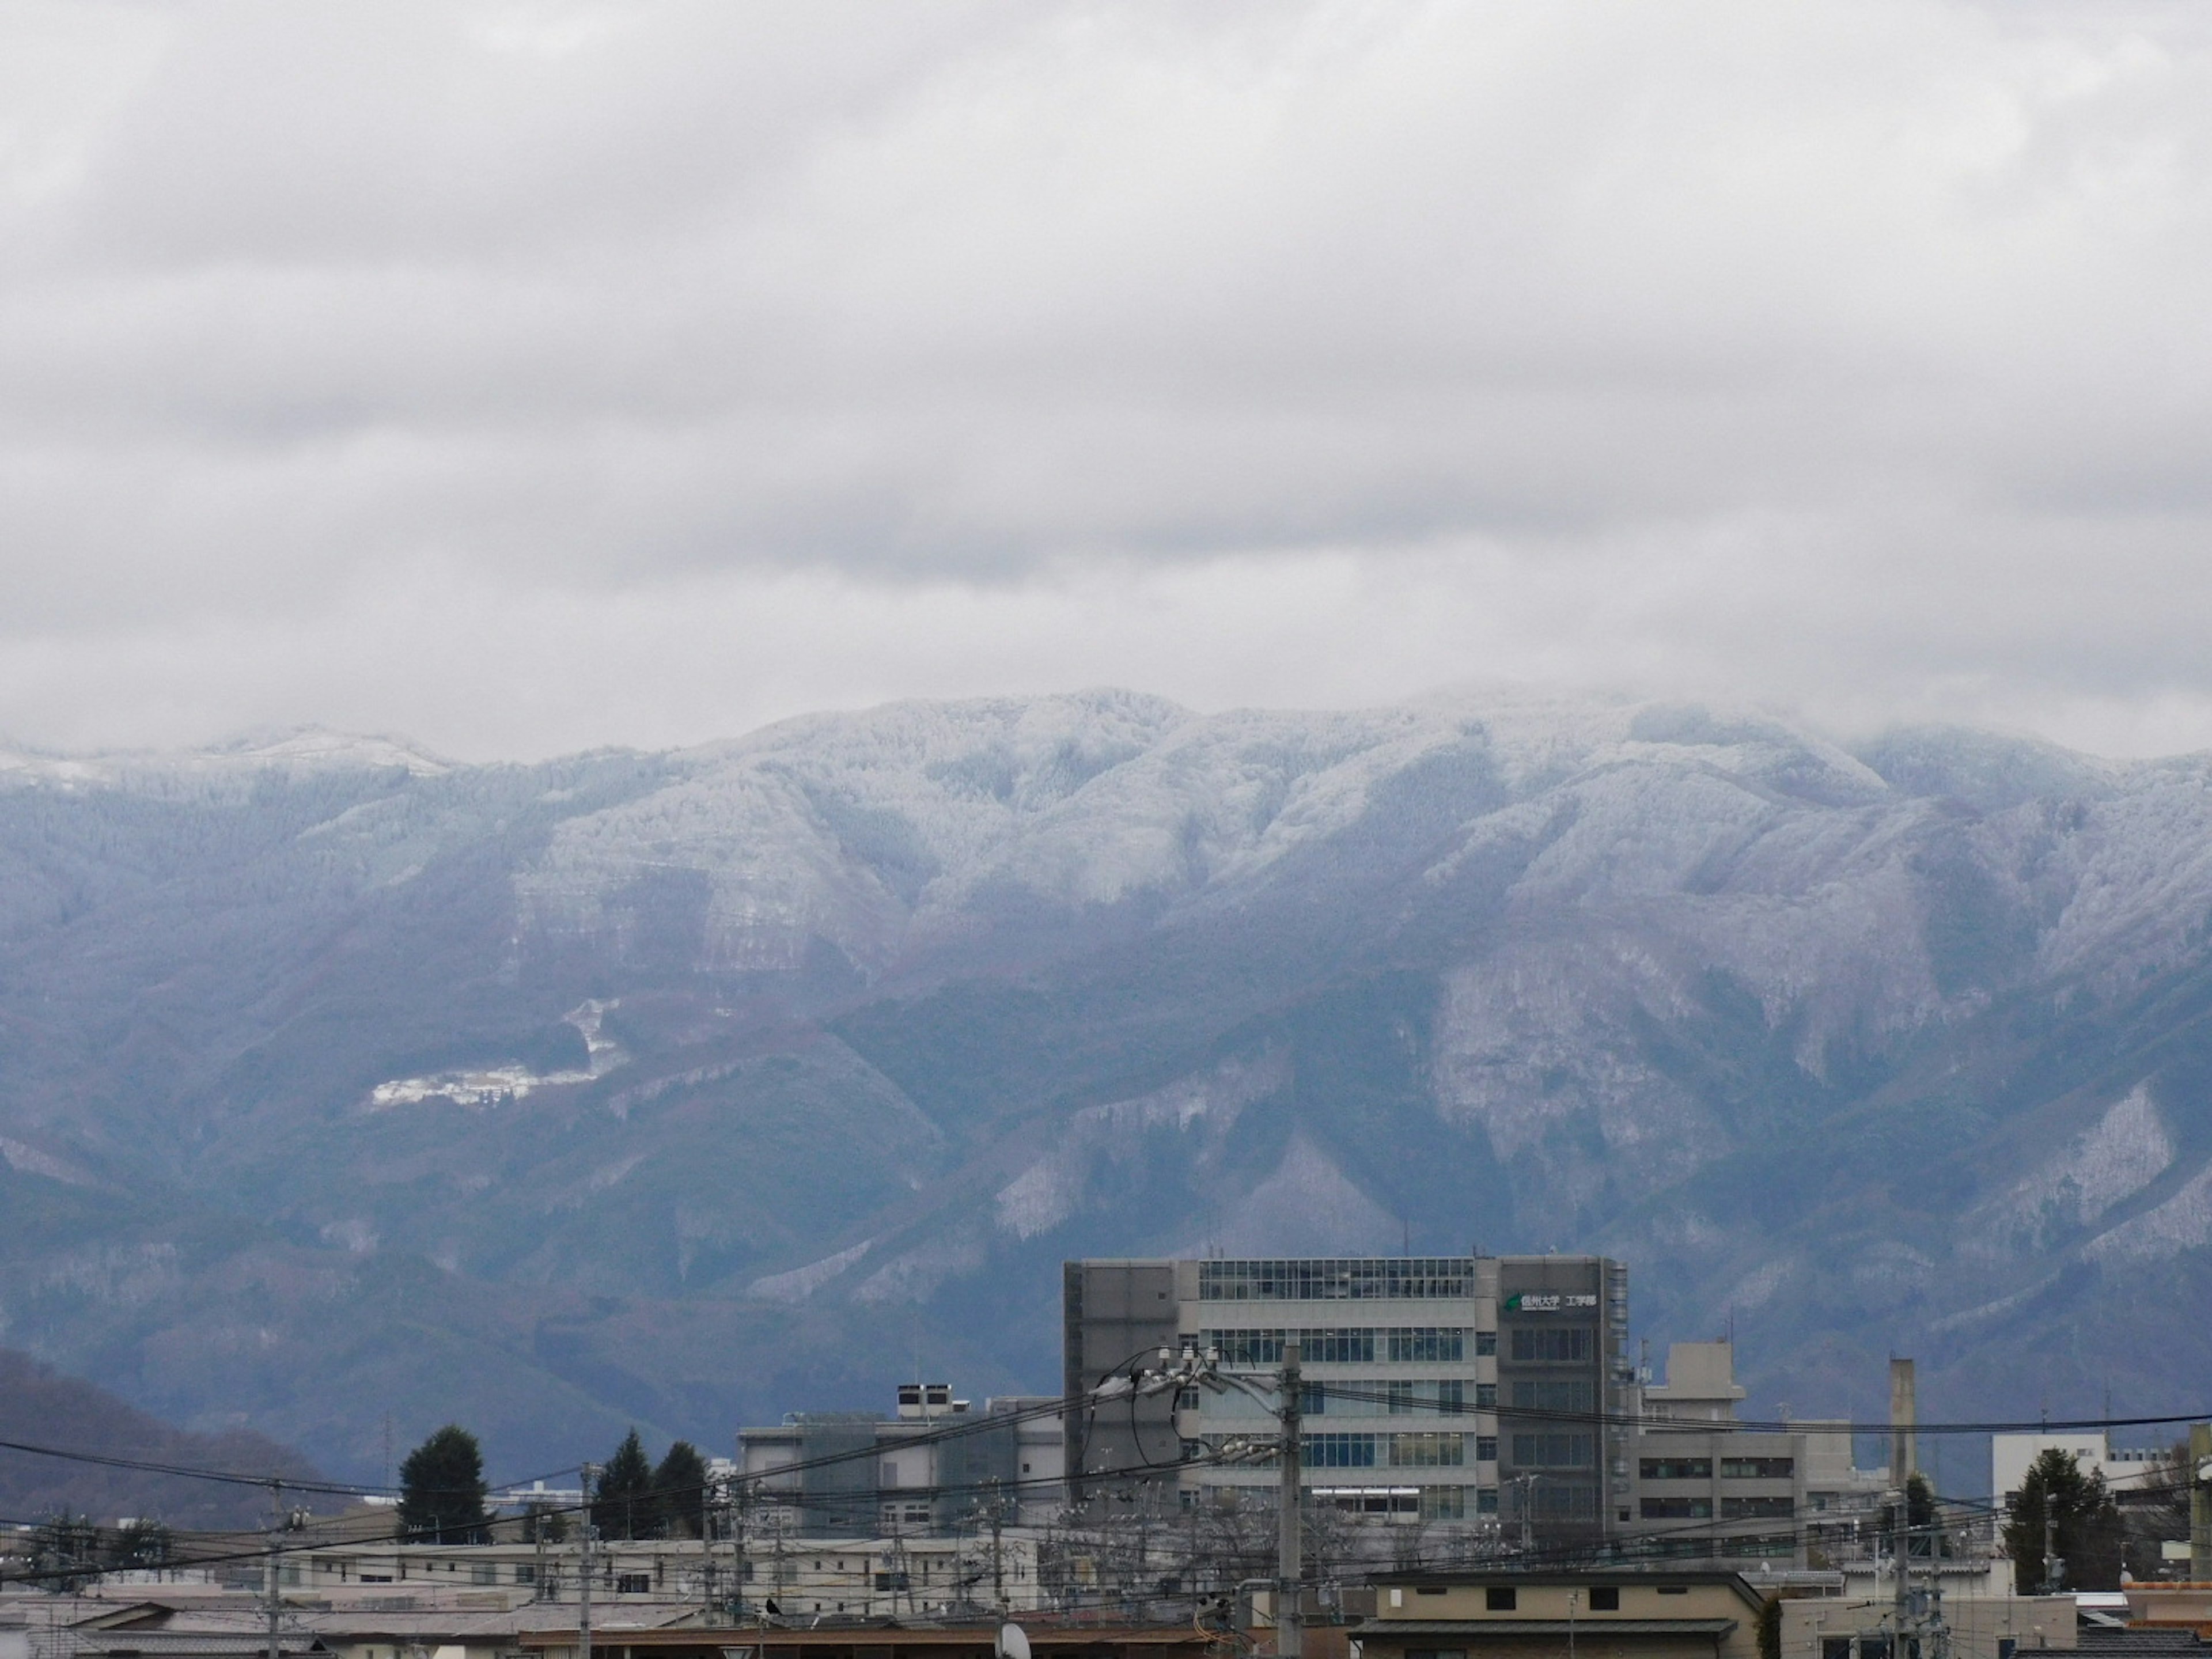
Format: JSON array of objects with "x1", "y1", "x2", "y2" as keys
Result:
[
  {"x1": 1623, "y1": 1341, "x2": 1891, "y2": 1566},
  {"x1": 1063, "y1": 1255, "x2": 1905, "y2": 1572},
  {"x1": 1062, "y1": 1255, "x2": 1634, "y2": 1543},
  {"x1": 738, "y1": 1384, "x2": 1064, "y2": 1536}
]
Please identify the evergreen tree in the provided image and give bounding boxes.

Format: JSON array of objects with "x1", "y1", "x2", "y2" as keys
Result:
[
  {"x1": 652, "y1": 1441, "x2": 710, "y2": 1540},
  {"x1": 397, "y1": 1425, "x2": 491, "y2": 1544},
  {"x1": 2003, "y1": 1447, "x2": 2124, "y2": 1591},
  {"x1": 593, "y1": 1429, "x2": 655, "y2": 1541}
]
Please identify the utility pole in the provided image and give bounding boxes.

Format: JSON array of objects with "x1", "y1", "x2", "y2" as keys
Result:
[
  {"x1": 264, "y1": 1481, "x2": 284, "y2": 1659},
  {"x1": 2043, "y1": 1508, "x2": 2061, "y2": 1594},
  {"x1": 1890, "y1": 1489, "x2": 1909, "y2": 1650},
  {"x1": 733, "y1": 1478, "x2": 749, "y2": 1622},
  {"x1": 579, "y1": 1464, "x2": 596, "y2": 1659},
  {"x1": 1277, "y1": 1341, "x2": 1302, "y2": 1659},
  {"x1": 989, "y1": 1480, "x2": 1006, "y2": 1613},
  {"x1": 701, "y1": 1476, "x2": 715, "y2": 1619}
]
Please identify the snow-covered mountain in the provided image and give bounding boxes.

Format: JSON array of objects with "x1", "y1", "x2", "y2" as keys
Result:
[{"x1": 3, "y1": 692, "x2": 2210, "y2": 1482}]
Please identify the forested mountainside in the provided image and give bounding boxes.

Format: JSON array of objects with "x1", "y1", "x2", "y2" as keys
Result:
[
  {"x1": 4, "y1": 693, "x2": 2211, "y2": 1484},
  {"x1": 0, "y1": 1347, "x2": 319, "y2": 1527}
]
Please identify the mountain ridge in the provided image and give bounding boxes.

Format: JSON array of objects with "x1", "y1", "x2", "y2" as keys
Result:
[{"x1": 3, "y1": 690, "x2": 2210, "y2": 1484}]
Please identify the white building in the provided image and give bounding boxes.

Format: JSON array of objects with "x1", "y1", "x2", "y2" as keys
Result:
[{"x1": 1991, "y1": 1433, "x2": 2167, "y2": 1509}]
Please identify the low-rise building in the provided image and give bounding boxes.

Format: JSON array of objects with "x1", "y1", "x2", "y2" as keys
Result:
[
  {"x1": 269, "y1": 1532, "x2": 1052, "y2": 1616},
  {"x1": 1775, "y1": 1596, "x2": 2078, "y2": 1659},
  {"x1": 1357, "y1": 1568, "x2": 1767, "y2": 1659}
]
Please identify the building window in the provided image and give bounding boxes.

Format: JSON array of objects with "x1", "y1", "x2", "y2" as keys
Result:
[
  {"x1": 514, "y1": 1566, "x2": 535, "y2": 1586},
  {"x1": 1389, "y1": 1433, "x2": 1466, "y2": 1468},
  {"x1": 616, "y1": 1573, "x2": 651, "y2": 1594},
  {"x1": 1509, "y1": 1378, "x2": 1592, "y2": 1413},
  {"x1": 1197, "y1": 1259, "x2": 1475, "y2": 1301},
  {"x1": 1387, "y1": 1380, "x2": 1469, "y2": 1415},
  {"x1": 1476, "y1": 1488, "x2": 1499, "y2": 1514},
  {"x1": 1720, "y1": 1457, "x2": 1794, "y2": 1480},
  {"x1": 1510, "y1": 1433, "x2": 1592, "y2": 1468},
  {"x1": 1202, "y1": 1328, "x2": 1378, "y2": 1365},
  {"x1": 1722, "y1": 1495, "x2": 1794, "y2": 1519},
  {"x1": 1508, "y1": 1327, "x2": 1593, "y2": 1363},
  {"x1": 1486, "y1": 1587, "x2": 1517, "y2": 1611},
  {"x1": 1421, "y1": 1487, "x2": 1467, "y2": 1521},
  {"x1": 1533, "y1": 1483, "x2": 1598, "y2": 1518},
  {"x1": 1639, "y1": 1457, "x2": 1713, "y2": 1480},
  {"x1": 1475, "y1": 1382, "x2": 1497, "y2": 1408},
  {"x1": 1387, "y1": 1328, "x2": 1467, "y2": 1363},
  {"x1": 470, "y1": 1563, "x2": 497, "y2": 1585},
  {"x1": 1303, "y1": 1433, "x2": 1378, "y2": 1467},
  {"x1": 1641, "y1": 1497, "x2": 1712, "y2": 1519},
  {"x1": 1475, "y1": 1436, "x2": 1498, "y2": 1463},
  {"x1": 1589, "y1": 1588, "x2": 1619, "y2": 1611},
  {"x1": 1475, "y1": 1331, "x2": 1497, "y2": 1356}
]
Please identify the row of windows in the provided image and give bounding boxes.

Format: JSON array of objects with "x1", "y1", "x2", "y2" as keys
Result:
[
  {"x1": 1197, "y1": 1258, "x2": 1476, "y2": 1301},
  {"x1": 1188, "y1": 1484, "x2": 1501, "y2": 1518},
  {"x1": 1199, "y1": 1433, "x2": 1493, "y2": 1467},
  {"x1": 1297, "y1": 1378, "x2": 1491, "y2": 1414},
  {"x1": 1510, "y1": 1432, "x2": 1593, "y2": 1469},
  {"x1": 1509, "y1": 1378, "x2": 1593, "y2": 1412},
  {"x1": 1638, "y1": 1456, "x2": 1797, "y2": 1480},
  {"x1": 1638, "y1": 1494, "x2": 1795, "y2": 1520},
  {"x1": 1307, "y1": 1432, "x2": 1472, "y2": 1467},
  {"x1": 1202, "y1": 1327, "x2": 1476, "y2": 1365},
  {"x1": 1506, "y1": 1326, "x2": 1594, "y2": 1363}
]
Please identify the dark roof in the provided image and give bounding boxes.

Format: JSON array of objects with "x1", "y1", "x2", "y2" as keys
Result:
[
  {"x1": 1355, "y1": 1620, "x2": 1739, "y2": 1641},
  {"x1": 1372, "y1": 1571, "x2": 1756, "y2": 1587},
  {"x1": 519, "y1": 1627, "x2": 1207, "y2": 1651},
  {"x1": 2076, "y1": 1633, "x2": 2209, "y2": 1654}
]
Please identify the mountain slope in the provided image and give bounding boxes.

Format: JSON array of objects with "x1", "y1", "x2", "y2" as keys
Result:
[
  {"x1": 3, "y1": 697, "x2": 2211, "y2": 1481},
  {"x1": 0, "y1": 1346, "x2": 320, "y2": 1527}
]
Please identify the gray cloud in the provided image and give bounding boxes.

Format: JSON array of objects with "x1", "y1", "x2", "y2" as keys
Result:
[{"x1": 3, "y1": 1, "x2": 2212, "y2": 757}]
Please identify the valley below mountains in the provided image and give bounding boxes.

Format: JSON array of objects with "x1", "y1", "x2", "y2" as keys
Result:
[{"x1": 4, "y1": 692, "x2": 2211, "y2": 1490}]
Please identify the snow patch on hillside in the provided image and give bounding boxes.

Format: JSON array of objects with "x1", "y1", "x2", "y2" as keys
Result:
[
  {"x1": 749, "y1": 1238, "x2": 873, "y2": 1302},
  {"x1": 0, "y1": 1137, "x2": 100, "y2": 1187},
  {"x1": 994, "y1": 1048, "x2": 1290, "y2": 1240},
  {"x1": 1974, "y1": 1086, "x2": 2173, "y2": 1253},
  {"x1": 364, "y1": 1001, "x2": 626, "y2": 1111},
  {"x1": 1206, "y1": 1136, "x2": 1398, "y2": 1256},
  {"x1": 2084, "y1": 1157, "x2": 2212, "y2": 1264}
]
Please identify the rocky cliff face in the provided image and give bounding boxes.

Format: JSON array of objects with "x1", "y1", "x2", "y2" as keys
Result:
[{"x1": 3, "y1": 692, "x2": 2209, "y2": 1483}]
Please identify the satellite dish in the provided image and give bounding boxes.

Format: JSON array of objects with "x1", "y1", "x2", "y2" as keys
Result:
[{"x1": 998, "y1": 1624, "x2": 1032, "y2": 1659}]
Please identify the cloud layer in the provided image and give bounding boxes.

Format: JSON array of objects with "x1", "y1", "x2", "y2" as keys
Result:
[{"x1": 5, "y1": 1, "x2": 2212, "y2": 757}]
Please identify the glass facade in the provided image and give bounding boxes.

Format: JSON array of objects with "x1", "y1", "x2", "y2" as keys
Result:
[
  {"x1": 1197, "y1": 1258, "x2": 1475, "y2": 1300},
  {"x1": 1200, "y1": 1327, "x2": 1468, "y2": 1365}
]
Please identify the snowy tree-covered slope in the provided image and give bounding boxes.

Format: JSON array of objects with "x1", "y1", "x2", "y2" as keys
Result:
[{"x1": 3, "y1": 691, "x2": 2211, "y2": 1482}]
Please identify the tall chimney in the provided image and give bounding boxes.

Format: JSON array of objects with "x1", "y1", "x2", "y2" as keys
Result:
[{"x1": 1889, "y1": 1357, "x2": 1918, "y2": 1487}]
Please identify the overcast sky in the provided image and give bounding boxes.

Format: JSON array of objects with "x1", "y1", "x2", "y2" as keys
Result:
[{"x1": 4, "y1": 1, "x2": 2211, "y2": 761}]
